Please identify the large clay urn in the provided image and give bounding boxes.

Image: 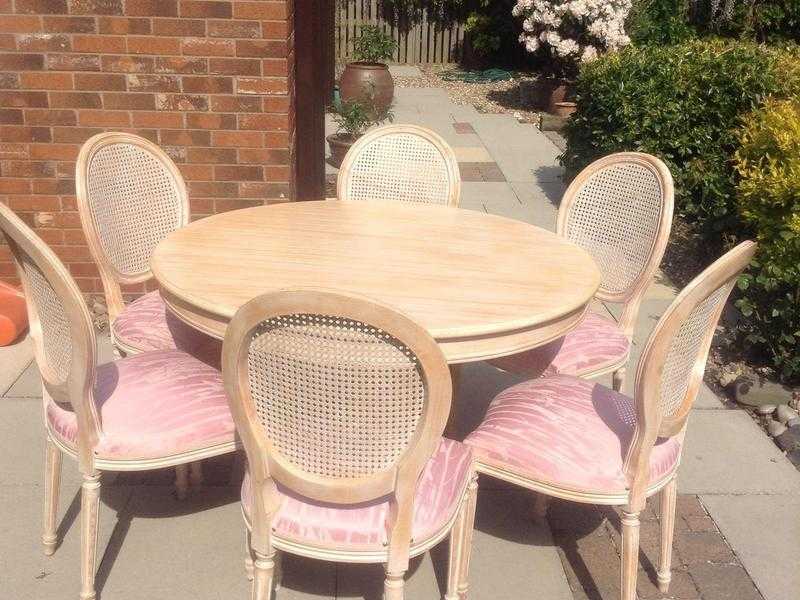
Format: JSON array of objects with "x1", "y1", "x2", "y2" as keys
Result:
[{"x1": 339, "y1": 62, "x2": 394, "y2": 112}]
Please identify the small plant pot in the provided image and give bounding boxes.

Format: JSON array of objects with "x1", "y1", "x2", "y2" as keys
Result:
[
  {"x1": 552, "y1": 101, "x2": 577, "y2": 118},
  {"x1": 339, "y1": 62, "x2": 394, "y2": 113},
  {"x1": 521, "y1": 78, "x2": 575, "y2": 111},
  {"x1": 0, "y1": 282, "x2": 27, "y2": 346},
  {"x1": 327, "y1": 133, "x2": 359, "y2": 168}
]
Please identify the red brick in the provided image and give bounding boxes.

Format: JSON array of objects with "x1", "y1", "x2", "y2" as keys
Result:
[
  {"x1": 234, "y1": 1, "x2": 285, "y2": 20},
  {"x1": 51, "y1": 126, "x2": 102, "y2": 143},
  {"x1": 180, "y1": 1, "x2": 232, "y2": 18},
  {"x1": 154, "y1": 56, "x2": 207, "y2": 74},
  {"x1": 69, "y1": 262, "x2": 100, "y2": 277},
  {"x1": 24, "y1": 109, "x2": 76, "y2": 126},
  {"x1": 47, "y1": 53, "x2": 101, "y2": 71},
  {"x1": 212, "y1": 130, "x2": 262, "y2": 147},
  {"x1": 0, "y1": 179, "x2": 31, "y2": 194},
  {"x1": 188, "y1": 196, "x2": 213, "y2": 212},
  {"x1": 185, "y1": 112, "x2": 235, "y2": 129},
  {"x1": 126, "y1": 0, "x2": 177, "y2": 16},
  {"x1": 1, "y1": 160, "x2": 55, "y2": 177},
  {"x1": 181, "y1": 76, "x2": 233, "y2": 94},
  {"x1": 0, "y1": 74, "x2": 20, "y2": 89},
  {"x1": 214, "y1": 165, "x2": 263, "y2": 181},
  {"x1": 132, "y1": 111, "x2": 183, "y2": 128},
  {"x1": 0, "y1": 125, "x2": 51, "y2": 143},
  {"x1": 238, "y1": 113, "x2": 287, "y2": 131},
  {"x1": 215, "y1": 198, "x2": 263, "y2": 211},
  {"x1": 262, "y1": 58, "x2": 288, "y2": 77},
  {"x1": 261, "y1": 20, "x2": 287, "y2": 39},
  {"x1": 15, "y1": 0, "x2": 67, "y2": 14},
  {"x1": 32, "y1": 178, "x2": 74, "y2": 194},
  {"x1": 160, "y1": 129, "x2": 211, "y2": 146},
  {"x1": 263, "y1": 95, "x2": 290, "y2": 113},
  {"x1": 16, "y1": 33, "x2": 71, "y2": 52},
  {"x1": 0, "y1": 109, "x2": 24, "y2": 124},
  {"x1": 78, "y1": 110, "x2": 131, "y2": 127},
  {"x1": 209, "y1": 57, "x2": 260, "y2": 76},
  {"x1": 0, "y1": 53, "x2": 45, "y2": 71},
  {"x1": 100, "y1": 55, "x2": 153, "y2": 73},
  {"x1": 188, "y1": 181, "x2": 238, "y2": 197},
  {"x1": 0, "y1": 35, "x2": 15, "y2": 50},
  {"x1": 236, "y1": 77, "x2": 287, "y2": 95},
  {"x1": 0, "y1": 142, "x2": 28, "y2": 159},
  {"x1": 209, "y1": 94, "x2": 261, "y2": 112},
  {"x1": 73, "y1": 35, "x2": 126, "y2": 53},
  {"x1": 20, "y1": 72, "x2": 73, "y2": 91},
  {"x1": 42, "y1": 16, "x2": 96, "y2": 33},
  {"x1": 155, "y1": 93, "x2": 208, "y2": 112},
  {"x1": 126, "y1": 74, "x2": 180, "y2": 92},
  {"x1": 128, "y1": 36, "x2": 181, "y2": 55},
  {"x1": 264, "y1": 131, "x2": 288, "y2": 147},
  {"x1": 75, "y1": 73, "x2": 126, "y2": 91},
  {"x1": 7, "y1": 195, "x2": 62, "y2": 212},
  {"x1": 0, "y1": 16, "x2": 42, "y2": 33},
  {"x1": 50, "y1": 92, "x2": 101, "y2": 108},
  {"x1": 236, "y1": 39, "x2": 285, "y2": 58},
  {"x1": 102, "y1": 92, "x2": 156, "y2": 110},
  {"x1": 208, "y1": 19, "x2": 260, "y2": 38},
  {"x1": 182, "y1": 38, "x2": 235, "y2": 56},
  {"x1": 179, "y1": 164, "x2": 211, "y2": 181},
  {"x1": 29, "y1": 143, "x2": 79, "y2": 160},
  {"x1": 97, "y1": 16, "x2": 151, "y2": 35},
  {"x1": 63, "y1": 229, "x2": 89, "y2": 243},
  {"x1": 186, "y1": 146, "x2": 236, "y2": 163},
  {"x1": 152, "y1": 18, "x2": 206, "y2": 36},
  {"x1": 67, "y1": 0, "x2": 124, "y2": 15}
]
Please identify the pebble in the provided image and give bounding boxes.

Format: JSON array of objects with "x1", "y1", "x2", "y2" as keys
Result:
[
  {"x1": 776, "y1": 404, "x2": 799, "y2": 424},
  {"x1": 767, "y1": 420, "x2": 787, "y2": 437},
  {"x1": 775, "y1": 427, "x2": 800, "y2": 452},
  {"x1": 757, "y1": 404, "x2": 777, "y2": 416},
  {"x1": 787, "y1": 417, "x2": 800, "y2": 428}
]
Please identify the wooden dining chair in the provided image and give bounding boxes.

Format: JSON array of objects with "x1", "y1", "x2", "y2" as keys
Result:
[
  {"x1": 337, "y1": 124, "x2": 461, "y2": 206},
  {"x1": 465, "y1": 241, "x2": 756, "y2": 600},
  {"x1": 492, "y1": 152, "x2": 674, "y2": 391},
  {"x1": 222, "y1": 289, "x2": 477, "y2": 600},
  {"x1": 0, "y1": 203, "x2": 239, "y2": 600}
]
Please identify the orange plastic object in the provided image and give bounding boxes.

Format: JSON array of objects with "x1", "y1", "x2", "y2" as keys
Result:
[{"x1": 0, "y1": 281, "x2": 28, "y2": 346}]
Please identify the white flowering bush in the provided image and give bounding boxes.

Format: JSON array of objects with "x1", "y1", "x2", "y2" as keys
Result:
[{"x1": 512, "y1": 0, "x2": 633, "y2": 76}]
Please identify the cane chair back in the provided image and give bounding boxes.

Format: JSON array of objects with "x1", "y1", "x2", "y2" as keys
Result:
[
  {"x1": 223, "y1": 289, "x2": 452, "y2": 560},
  {"x1": 0, "y1": 204, "x2": 100, "y2": 449},
  {"x1": 76, "y1": 132, "x2": 189, "y2": 320},
  {"x1": 624, "y1": 241, "x2": 756, "y2": 502},
  {"x1": 558, "y1": 153, "x2": 674, "y2": 309},
  {"x1": 337, "y1": 124, "x2": 461, "y2": 206}
]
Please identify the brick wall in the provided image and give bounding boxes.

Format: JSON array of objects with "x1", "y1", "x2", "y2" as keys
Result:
[{"x1": 0, "y1": 0, "x2": 295, "y2": 295}]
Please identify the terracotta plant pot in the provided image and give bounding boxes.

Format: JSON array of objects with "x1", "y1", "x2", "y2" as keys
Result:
[
  {"x1": 339, "y1": 62, "x2": 394, "y2": 113},
  {"x1": 552, "y1": 101, "x2": 577, "y2": 118},
  {"x1": 0, "y1": 281, "x2": 28, "y2": 346},
  {"x1": 520, "y1": 78, "x2": 575, "y2": 112},
  {"x1": 327, "y1": 133, "x2": 359, "y2": 168}
]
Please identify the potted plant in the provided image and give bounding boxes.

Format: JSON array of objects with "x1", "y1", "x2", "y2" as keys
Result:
[
  {"x1": 339, "y1": 25, "x2": 398, "y2": 113},
  {"x1": 327, "y1": 98, "x2": 394, "y2": 168},
  {"x1": 511, "y1": 0, "x2": 632, "y2": 113}
]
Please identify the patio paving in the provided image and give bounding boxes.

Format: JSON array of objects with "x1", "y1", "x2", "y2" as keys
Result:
[{"x1": 1, "y1": 83, "x2": 797, "y2": 600}]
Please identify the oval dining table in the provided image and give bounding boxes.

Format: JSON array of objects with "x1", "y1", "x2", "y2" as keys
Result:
[{"x1": 151, "y1": 200, "x2": 601, "y2": 365}]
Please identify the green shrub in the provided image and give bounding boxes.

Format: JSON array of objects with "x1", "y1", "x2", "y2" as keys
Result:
[
  {"x1": 627, "y1": 0, "x2": 696, "y2": 46},
  {"x1": 734, "y1": 99, "x2": 800, "y2": 378},
  {"x1": 692, "y1": 0, "x2": 800, "y2": 43},
  {"x1": 352, "y1": 25, "x2": 398, "y2": 63},
  {"x1": 562, "y1": 39, "x2": 800, "y2": 239}
]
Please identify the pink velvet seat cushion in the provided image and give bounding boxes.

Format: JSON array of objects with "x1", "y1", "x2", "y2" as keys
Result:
[
  {"x1": 46, "y1": 350, "x2": 235, "y2": 461},
  {"x1": 112, "y1": 291, "x2": 220, "y2": 362},
  {"x1": 464, "y1": 376, "x2": 680, "y2": 495},
  {"x1": 241, "y1": 439, "x2": 472, "y2": 551},
  {"x1": 491, "y1": 312, "x2": 630, "y2": 377}
]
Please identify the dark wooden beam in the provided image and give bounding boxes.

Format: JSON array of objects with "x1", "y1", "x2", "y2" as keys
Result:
[{"x1": 293, "y1": 0, "x2": 331, "y2": 201}]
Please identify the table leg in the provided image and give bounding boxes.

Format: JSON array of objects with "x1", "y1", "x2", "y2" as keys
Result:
[{"x1": 445, "y1": 364, "x2": 461, "y2": 438}]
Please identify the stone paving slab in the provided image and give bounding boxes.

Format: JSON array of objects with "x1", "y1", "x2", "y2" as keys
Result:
[
  {"x1": 0, "y1": 334, "x2": 33, "y2": 395},
  {"x1": 700, "y1": 494, "x2": 800, "y2": 600}
]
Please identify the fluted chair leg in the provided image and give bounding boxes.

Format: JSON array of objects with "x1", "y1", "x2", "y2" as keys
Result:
[
  {"x1": 80, "y1": 472, "x2": 101, "y2": 600},
  {"x1": 445, "y1": 494, "x2": 467, "y2": 600},
  {"x1": 457, "y1": 473, "x2": 479, "y2": 599},
  {"x1": 42, "y1": 437, "x2": 62, "y2": 556},
  {"x1": 658, "y1": 478, "x2": 677, "y2": 593},
  {"x1": 384, "y1": 569, "x2": 406, "y2": 600},
  {"x1": 620, "y1": 508, "x2": 641, "y2": 600},
  {"x1": 244, "y1": 529, "x2": 255, "y2": 581},
  {"x1": 251, "y1": 549, "x2": 276, "y2": 600},
  {"x1": 175, "y1": 464, "x2": 189, "y2": 500}
]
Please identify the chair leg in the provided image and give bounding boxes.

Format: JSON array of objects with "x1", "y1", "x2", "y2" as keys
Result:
[
  {"x1": 612, "y1": 368, "x2": 626, "y2": 392},
  {"x1": 658, "y1": 478, "x2": 677, "y2": 593},
  {"x1": 445, "y1": 365, "x2": 461, "y2": 437},
  {"x1": 532, "y1": 492, "x2": 549, "y2": 522},
  {"x1": 80, "y1": 472, "x2": 101, "y2": 600},
  {"x1": 445, "y1": 494, "x2": 467, "y2": 600},
  {"x1": 251, "y1": 549, "x2": 276, "y2": 600},
  {"x1": 244, "y1": 529, "x2": 255, "y2": 581},
  {"x1": 189, "y1": 462, "x2": 204, "y2": 489},
  {"x1": 456, "y1": 473, "x2": 479, "y2": 599},
  {"x1": 42, "y1": 436, "x2": 62, "y2": 556},
  {"x1": 175, "y1": 464, "x2": 189, "y2": 500},
  {"x1": 384, "y1": 569, "x2": 406, "y2": 600},
  {"x1": 620, "y1": 508, "x2": 641, "y2": 600}
]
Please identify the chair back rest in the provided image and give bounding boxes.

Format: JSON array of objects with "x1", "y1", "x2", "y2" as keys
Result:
[
  {"x1": 624, "y1": 241, "x2": 756, "y2": 499},
  {"x1": 76, "y1": 132, "x2": 189, "y2": 284},
  {"x1": 337, "y1": 124, "x2": 461, "y2": 206},
  {"x1": 222, "y1": 290, "x2": 452, "y2": 557},
  {"x1": 558, "y1": 153, "x2": 674, "y2": 304},
  {"x1": 0, "y1": 204, "x2": 100, "y2": 449}
]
